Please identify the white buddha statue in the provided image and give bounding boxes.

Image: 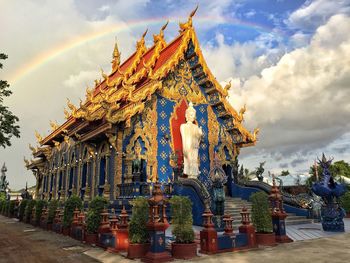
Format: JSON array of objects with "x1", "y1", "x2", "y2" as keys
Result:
[{"x1": 180, "y1": 102, "x2": 203, "y2": 178}]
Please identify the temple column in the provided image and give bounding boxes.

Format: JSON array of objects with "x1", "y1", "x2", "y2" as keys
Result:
[{"x1": 103, "y1": 153, "x2": 111, "y2": 200}]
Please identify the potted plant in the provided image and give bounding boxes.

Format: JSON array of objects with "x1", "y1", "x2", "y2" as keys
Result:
[
  {"x1": 25, "y1": 200, "x2": 36, "y2": 224},
  {"x1": 47, "y1": 200, "x2": 59, "y2": 231},
  {"x1": 85, "y1": 196, "x2": 108, "y2": 245},
  {"x1": 250, "y1": 191, "x2": 276, "y2": 246},
  {"x1": 18, "y1": 199, "x2": 28, "y2": 221},
  {"x1": 62, "y1": 195, "x2": 82, "y2": 235},
  {"x1": 127, "y1": 197, "x2": 150, "y2": 259},
  {"x1": 340, "y1": 191, "x2": 350, "y2": 218},
  {"x1": 35, "y1": 200, "x2": 47, "y2": 226},
  {"x1": 170, "y1": 196, "x2": 197, "y2": 259}
]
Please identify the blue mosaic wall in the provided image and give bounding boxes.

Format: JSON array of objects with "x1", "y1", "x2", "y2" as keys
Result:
[
  {"x1": 156, "y1": 94, "x2": 211, "y2": 186},
  {"x1": 156, "y1": 94, "x2": 176, "y2": 183}
]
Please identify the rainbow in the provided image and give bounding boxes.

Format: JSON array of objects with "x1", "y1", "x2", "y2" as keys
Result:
[{"x1": 8, "y1": 16, "x2": 285, "y2": 84}]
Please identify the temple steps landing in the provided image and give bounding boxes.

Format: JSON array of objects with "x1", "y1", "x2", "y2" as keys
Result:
[{"x1": 224, "y1": 197, "x2": 313, "y2": 228}]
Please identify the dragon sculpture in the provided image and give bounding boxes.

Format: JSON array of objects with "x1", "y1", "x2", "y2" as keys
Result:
[{"x1": 311, "y1": 153, "x2": 346, "y2": 232}]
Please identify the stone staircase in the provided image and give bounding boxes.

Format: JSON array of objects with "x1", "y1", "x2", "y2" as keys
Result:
[{"x1": 224, "y1": 197, "x2": 313, "y2": 229}]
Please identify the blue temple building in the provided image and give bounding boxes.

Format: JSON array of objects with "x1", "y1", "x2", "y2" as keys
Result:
[{"x1": 25, "y1": 13, "x2": 258, "y2": 210}]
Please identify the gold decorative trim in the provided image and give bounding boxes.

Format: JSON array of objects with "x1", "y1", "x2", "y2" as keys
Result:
[
  {"x1": 207, "y1": 105, "x2": 219, "y2": 170},
  {"x1": 106, "y1": 102, "x2": 145, "y2": 124}
]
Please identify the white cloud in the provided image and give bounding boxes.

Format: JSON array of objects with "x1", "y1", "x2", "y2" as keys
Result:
[
  {"x1": 202, "y1": 33, "x2": 278, "y2": 81},
  {"x1": 286, "y1": 0, "x2": 350, "y2": 31},
  {"x1": 227, "y1": 14, "x2": 350, "y2": 170},
  {"x1": 0, "y1": 0, "x2": 140, "y2": 189}
]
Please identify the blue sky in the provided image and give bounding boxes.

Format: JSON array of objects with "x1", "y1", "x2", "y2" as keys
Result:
[{"x1": 0, "y1": 0, "x2": 350, "y2": 189}]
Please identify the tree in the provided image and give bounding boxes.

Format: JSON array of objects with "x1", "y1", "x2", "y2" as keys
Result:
[
  {"x1": 306, "y1": 160, "x2": 350, "y2": 187},
  {"x1": 280, "y1": 170, "x2": 290, "y2": 176},
  {"x1": 0, "y1": 53, "x2": 20, "y2": 148}
]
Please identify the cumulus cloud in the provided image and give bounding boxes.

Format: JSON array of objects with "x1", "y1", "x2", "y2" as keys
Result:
[
  {"x1": 286, "y1": 0, "x2": 350, "y2": 31},
  {"x1": 0, "y1": 0, "x2": 140, "y2": 188},
  {"x1": 223, "y1": 14, "x2": 350, "y2": 169},
  {"x1": 203, "y1": 33, "x2": 281, "y2": 81}
]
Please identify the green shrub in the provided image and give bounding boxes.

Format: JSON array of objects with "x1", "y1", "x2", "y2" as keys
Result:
[
  {"x1": 47, "y1": 200, "x2": 59, "y2": 224},
  {"x1": 86, "y1": 210, "x2": 100, "y2": 234},
  {"x1": 340, "y1": 191, "x2": 350, "y2": 213},
  {"x1": 25, "y1": 200, "x2": 36, "y2": 223},
  {"x1": 129, "y1": 197, "x2": 149, "y2": 244},
  {"x1": 9, "y1": 200, "x2": 16, "y2": 217},
  {"x1": 4, "y1": 200, "x2": 10, "y2": 216},
  {"x1": 86, "y1": 196, "x2": 108, "y2": 234},
  {"x1": 170, "y1": 196, "x2": 194, "y2": 243},
  {"x1": 0, "y1": 192, "x2": 6, "y2": 201},
  {"x1": 19, "y1": 199, "x2": 28, "y2": 221},
  {"x1": 250, "y1": 191, "x2": 272, "y2": 233},
  {"x1": 0, "y1": 200, "x2": 5, "y2": 214},
  {"x1": 35, "y1": 200, "x2": 47, "y2": 224},
  {"x1": 63, "y1": 195, "x2": 82, "y2": 228}
]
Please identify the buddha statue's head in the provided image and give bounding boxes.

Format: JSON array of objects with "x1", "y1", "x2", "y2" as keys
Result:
[{"x1": 185, "y1": 102, "x2": 196, "y2": 123}]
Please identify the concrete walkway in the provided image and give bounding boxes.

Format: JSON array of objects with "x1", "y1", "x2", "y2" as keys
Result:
[{"x1": 1, "y1": 215, "x2": 350, "y2": 263}]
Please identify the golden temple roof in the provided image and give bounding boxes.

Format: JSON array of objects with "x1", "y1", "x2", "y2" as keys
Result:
[{"x1": 38, "y1": 7, "x2": 258, "y2": 147}]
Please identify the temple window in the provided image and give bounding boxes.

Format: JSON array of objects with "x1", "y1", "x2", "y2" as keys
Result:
[{"x1": 97, "y1": 142, "x2": 110, "y2": 197}]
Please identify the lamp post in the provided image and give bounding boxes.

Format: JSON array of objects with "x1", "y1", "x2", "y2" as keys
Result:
[
  {"x1": 269, "y1": 175, "x2": 292, "y2": 243},
  {"x1": 142, "y1": 183, "x2": 172, "y2": 262}
]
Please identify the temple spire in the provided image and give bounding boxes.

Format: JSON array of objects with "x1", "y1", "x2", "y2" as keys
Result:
[
  {"x1": 111, "y1": 38, "x2": 121, "y2": 73},
  {"x1": 153, "y1": 21, "x2": 168, "y2": 46},
  {"x1": 179, "y1": 5, "x2": 198, "y2": 32}
]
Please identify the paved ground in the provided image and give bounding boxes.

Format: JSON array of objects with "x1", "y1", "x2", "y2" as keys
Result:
[
  {"x1": 1, "y1": 215, "x2": 350, "y2": 263},
  {"x1": 0, "y1": 216, "x2": 99, "y2": 263},
  {"x1": 286, "y1": 218, "x2": 350, "y2": 241}
]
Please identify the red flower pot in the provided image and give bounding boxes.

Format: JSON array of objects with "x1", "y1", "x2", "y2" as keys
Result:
[
  {"x1": 172, "y1": 242, "x2": 197, "y2": 259},
  {"x1": 47, "y1": 223, "x2": 53, "y2": 231},
  {"x1": 256, "y1": 232, "x2": 276, "y2": 246},
  {"x1": 127, "y1": 243, "x2": 150, "y2": 259},
  {"x1": 85, "y1": 233, "x2": 98, "y2": 245}
]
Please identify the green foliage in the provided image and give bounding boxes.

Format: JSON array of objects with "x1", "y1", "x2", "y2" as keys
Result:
[
  {"x1": 0, "y1": 53, "x2": 20, "y2": 148},
  {"x1": 280, "y1": 170, "x2": 290, "y2": 176},
  {"x1": 47, "y1": 200, "x2": 59, "y2": 224},
  {"x1": 0, "y1": 199, "x2": 4, "y2": 213},
  {"x1": 308, "y1": 160, "x2": 350, "y2": 186},
  {"x1": 250, "y1": 192, "x2": 272, "y2": 233},
  {"x1": 170, "y1": 196, "x2": 194, "y2": 243},
  {"x1": 86, "y1": 196, "x2": 108, "y2": 234},
  {"x1": 129, "y1": 197, "x2": 149, "y2": 244},
  {"x1": 9, "y1": 200, "x2": 16, "y2": 216},
  {"x1": 63, "y1": 195, "x2": 82, "y2": 228},
  {"x1": 25, "y1": 200, "x2": 36, "y2": 222},
  {"x1": 35, "y1": 200, "x2": 47, "y2": 224},
  {"x1": 86, "y1": 211, "x2": 100, "y2": 234},
  {"x1": 19, "y1": 199, "x2": 28, "y2": 221},
  {"x1": 340, "y1": 191, "x2": 350, "y2": 213},
  {"x1": 3, "y1": 200, "x2": 9, "y2": 215},
  {"x1": 89, "y1": 196, "x2": 108, "y2": 213}
]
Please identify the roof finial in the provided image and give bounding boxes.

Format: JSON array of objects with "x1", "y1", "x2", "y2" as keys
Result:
[
  {"x1": 142, "y1": 28, "x2": 148, "y2": 38},
  {"x1": 35, "y1": 130, "x2": 43, "y2": 143},
  {"x1": 111, "y1": 38, "x2": 121, "y2": 73},
  {"x1": 66, "y1": 98, "x2": 77, "y2": 112},
  {"x1": 153, "y1": 20, "x2": 168, "y2": 46},
  {"x1": 63, "y1": 107, "x2": 70, "y2": 119},
  {"x1": 50, "y1": 120, "x2": 59, "y2": 131},
  {"x1": 179, "y1": 5, "x2": 198, "y2": 32},
  {"x1": 136, "y1": 28, "x2": 148, "y2": 54}
]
